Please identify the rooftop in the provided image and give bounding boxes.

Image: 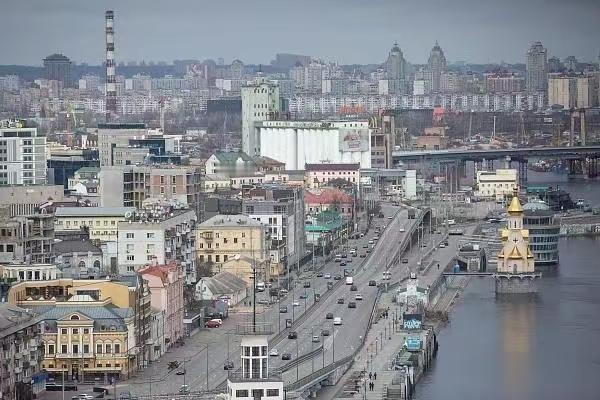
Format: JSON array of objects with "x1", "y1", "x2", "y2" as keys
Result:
[
  {"x1": 52, "y1": 240, "x2": 102, "y2": 255},
  {"x1": 305, "y1": 163, "x2": 360, "y2": 172},
  {"x1": 55, "y1": 206, "x2": 136, "y2": 217},
  {"x1": 199, "y1": 271, "x2": 247, "y2": 295},
  {"x1": 305, "y1": 188, "x2": 353, "y2": 204},
  {"x1": 198, "y1": 214, "x2": 263, "y2": 228}
]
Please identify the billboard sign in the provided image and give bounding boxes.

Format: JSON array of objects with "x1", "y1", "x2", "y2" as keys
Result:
[
  {"x1": 402, "y1": 313, "x2": 422, "y2": 330},
  {"x1": 405, "y1": 337, "x2": 422, "y2": 352},
  {"x1": 339, "y1": 128, "x2": 369, "y2": 152}
]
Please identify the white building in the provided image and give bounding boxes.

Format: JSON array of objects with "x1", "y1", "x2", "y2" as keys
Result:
[
  {"x1": 475, "y1": 169, "x2": 518, "y2": 201},
  {"x1": 403, "y1": 170, "x2": 417, "y2": 200},
  {"x1": 0, "y1": 122, "x2": 47, "y2": 185},
  {"x1": 241, "y1": 78, "x2": 281, "y2": 157},
  {"x1": 117, "y1": 207, "x2": 197, "y2": 281},
  {"x1": 258, "y1": 120, "x2": 371, "y2": 170}
]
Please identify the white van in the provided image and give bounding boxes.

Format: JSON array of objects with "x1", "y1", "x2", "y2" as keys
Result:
[
  {"x1": 333, "y1": 317, "x2": 342, "y2": 326},
  {"x1": 345, "y1": 276, "x2": 354, "y2": 285}
]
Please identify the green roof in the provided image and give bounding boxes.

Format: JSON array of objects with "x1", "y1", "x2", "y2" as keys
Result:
[
  {"x1": 76, "y1": 166, "x2": 100, "y2": 174},
  {"x1": 305, "y1": 210, "x2": 347, "y2": 232},
  {"x1": 214, "y1": 151, "x2": 254, "y2": 165}
]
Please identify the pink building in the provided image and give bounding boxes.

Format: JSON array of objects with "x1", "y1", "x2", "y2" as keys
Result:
[
  {"x1": 139, "y1": 263, "x2": 184, "y2": 350},
  {"x1": 305, "y1": 163, "x2": 361, "y2": 189}
]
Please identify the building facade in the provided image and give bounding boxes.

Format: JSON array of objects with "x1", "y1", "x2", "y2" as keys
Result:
[
  {"x1": 522, "y1": 203, "x2": 560, "y2": 265},
  {"x1": 43, "y1": 53, "x2": 71, "y2": 86},
  {"x1": 54, "y1": 207, "x2": 136, "y2": 242},
  {"x1": 0, "y1": 210, "x2": 54, "y2": 264},
  {"x1": 305, "y1": 163, "x2": 360, "y2": 189},
  {"x1": 241, "y1": 78, "x2": 281, "y2": 157},
  {"x1": 526, "y1": 42, "x2": 548, "y2": 92},
  {"x1": 475, "y1": 169, "x2": 518, "y2": 201},
  {"x1": 427, "y1": 42, "x2": 447, "y2": 93},
  {"x1": 0, "y1": 124, "x2": 47, "y2": 186},
  {"x1": 548, "y1": 76, "x2": 577, "y2": 108}
]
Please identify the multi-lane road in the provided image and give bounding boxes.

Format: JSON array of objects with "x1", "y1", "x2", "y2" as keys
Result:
[{"x1": 121, "y1": 203, "x2": 425, "y2": 396}]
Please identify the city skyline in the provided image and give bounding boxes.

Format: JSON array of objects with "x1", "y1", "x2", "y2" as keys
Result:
[{"x1": 2, "y1": 0, "x2": 600, "y2": 66}]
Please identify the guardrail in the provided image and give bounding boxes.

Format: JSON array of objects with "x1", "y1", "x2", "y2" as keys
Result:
[
  {"x1": 273, "y1": 346, "x2": 324, "y2": 374},
  {"x1": 284, "y1": 355, "x2": 355, "y2": 392}
]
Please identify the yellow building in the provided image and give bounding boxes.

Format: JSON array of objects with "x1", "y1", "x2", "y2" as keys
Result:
[
  {"x1": 495, "y1": 191, "x2": 541, "y2": 293},
  {"x1": 54, "y1": 207, "x2": 136, "y2": 242},
  {"x1": 7, "y1": 277, "x2": 152, "y2": 378},
  {"x1": 475, "y1": 169, "x2": 518, "y2": 201},
  {"x1": 196, "y1": 215, "x2": 268, "y2": 278}
]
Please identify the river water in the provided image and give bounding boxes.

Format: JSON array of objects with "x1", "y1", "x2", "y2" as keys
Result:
[{"x1": 414, "y1": 173, "x2": 600, "y2": 400}]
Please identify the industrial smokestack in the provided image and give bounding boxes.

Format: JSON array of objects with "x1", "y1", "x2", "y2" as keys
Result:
[{"x1": 105, "y1": 10, "x2": 117, "y2": 120}]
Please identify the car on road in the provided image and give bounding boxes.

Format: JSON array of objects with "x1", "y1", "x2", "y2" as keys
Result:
[
  {"x1": 257, "y1": 299, "x2": 269, "y2": 305},
  {"x1": 75, "y1": 395, "x2": 94, "y2": 400},
  {"x1": 205, "y1": 319, "x2": 222, "y2": 328},
  {"x1": 388, "y1": 216, "x2": 393, "y2": 219},
  {"x1": 333, "y1": 317, "x2": 342, "y2": 325},
  {"x1": 312, "y1": 335, "x2": 320, "y2": 343},
  {"x1": 303, "y1": 281, "x2": 311, "y2": 288},
  {"x1": 337, "y1": 298, "x2": 345, "y2": 304},
  {"x1": 360, "y1": 253, "x2": 366, "y2": 258},
  {"x1": 439, "y1": 243, "x2": 446, "y2": 248},
  {"x1": 374, "y1": 236, "x2": 379, "y2": 241},
  {"x1": 293, "y1": 300, "x2": 300, "y2": 307},
  {"x1": 316, "y1": 272, "x2": 323, "y2": 277},
  {"x1": 326, "y1": 312, "x2": 334, "y2": 319},
  {"x1": 279, "y1": 289, "x2": 288, "y2": 296},
  {"x1": 282, "y1": 353, "x2": 292, "y2": 360},
  {"x1": 348, "y1": 302, "x2": 357, "y2": 308},
  {"x1": 399, "y1": 228, "x2": 405, "y2": 233},
  {"x1": 368, "y1": 280, "x2": 377, "y2": 286},
  {"x1": 334, "y1": 275, "x2": 342, "y2": 280},
  {"x1": 355, "y1": 294, "x2": 363, "y2": 300},
  {"x1": 366, "y1": 248, "x2": 372, "y2": 253},
  {"x1": 402, "y1": 258, "x2": 409, "y2": 264},
  {"x1": 269, "y1": 348, "x2": 279, "y2": 356},
  {"x1": 176, "y1": 369, "x2": 186, "y2": 375},
  {"x1": 279, "y1": 306, "x2": 288, "y2": 313},
  {"x1": 340, "y1": 261, "x2": 347, "y2": 267},
  {"x1": 299, "y1": 292, "x2": 308, "y2": 299},
  {"x1": 363, "y1": 244, "x2": 368, "y2": 248},
  {"x1": 288, "y1": 331, "x2": 298, "y2": 339},
  {"x1": 322, "y1": 329, "x2": 330, "y2": 336},
  {"x1": 324, "y1": 273, "x2": 331, "y2": 279},
  {"x1": 350, "y1": 285, "x2": 357, "y2": 291},
  {"x1": 368, "y1": 240, "x2": 374, "y2": 245},
  {"x1": 179, "y1": 385, "x2": 189, "y2": 394},
  {"x1": 334, "y1": 256, "x2": 342, "y2": 262},
  {"x1": 223, "y1": 361, "x2": 234, "y2": 370},
  {"x1": 341, "y1": 254, "x2": 347, "y2": 259}
]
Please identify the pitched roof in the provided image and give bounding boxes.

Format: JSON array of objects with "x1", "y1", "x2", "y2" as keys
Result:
[
  {"x1": 214, "y1": 151, "x2": 254, "y2": 165},
  {"x1": 304, "y1": 188, "x2": 353, "y2": 204},
  {"x1": 53, "y1": 240, "x2": 102, "y2": 255},
  {"x1": 507, "y1": 195, "x2": 523, "y2": 214},
  {"x1": 305, "y1": 163, "x2": 360, "y2": 172},
  {"x1": 201, "y1": 271, "x2": 247, "y2": 295},
  {"x1": 198, "y1": 214, "x2": 263, "y2": 228}
]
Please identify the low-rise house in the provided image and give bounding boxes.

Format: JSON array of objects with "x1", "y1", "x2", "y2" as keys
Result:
[
  {"x1": 52, "y1": 240, "x2": 103, "y2": 278},
  {"x1": 195, "y1": 271, "x2": 248, "y2": 306},
  {"x1": 304, "y1": 187, "x2": 355, "y2": 219},
  {"x1": 305, "y1": 163, "x2": 360, "y2": 189}
]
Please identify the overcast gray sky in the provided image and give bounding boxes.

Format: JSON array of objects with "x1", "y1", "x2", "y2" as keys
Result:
[{"x1": 3, "y1": 0, "x2": 599, "y2": 66}]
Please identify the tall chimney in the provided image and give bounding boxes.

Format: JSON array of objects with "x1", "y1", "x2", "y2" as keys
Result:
[{"x1": 105, "y1": 10, "x2": 117, "y2": 120}]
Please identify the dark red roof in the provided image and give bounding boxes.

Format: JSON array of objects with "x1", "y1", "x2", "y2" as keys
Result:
[
  {"x1": 304, "y1": 188, "x2": 353, "y2": 204},
  {"x1": 305, "y1": 163, "x2": 360, "y2": 172}
]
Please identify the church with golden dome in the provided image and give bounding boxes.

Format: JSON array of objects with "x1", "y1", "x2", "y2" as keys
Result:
[{"x1": 495, "y1": 189, "x2": 541, "y2": 294}]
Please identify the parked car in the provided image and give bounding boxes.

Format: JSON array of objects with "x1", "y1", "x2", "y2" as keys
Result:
[
  {"x1": 326, "y1": 312, "x2": 334, "y2": 319},
  {"x1": 303, "y1": 281, "x2": 311, "y2": 288},
  {"x1": 279, "y1": 306, "x2": 288, "y2": 313},
  {"x1": 269, "y1": 348, "x2": 279, "y2": 356},
  {"x1": 288, "y1": 331, "x2": 298, "y2": 339},
  {"x1": 355, "y1": 294, "x2": 363, "y2": 300},
  {"x1": 340, "y1": 261, "x2": 347, "y2": 266},
  {"x1": 322, "y1": 329, "x2": 330, "y2": 336},
  {"x1": 333, "y1": 317, "x2": 342, "y2": 325},
  {"x1": 205, "y1": 319, "x2": 222, "y2": 328},
  {"x1": 316, "y1": 272, "x2": 323, "y2": 277},
  {"x1": 293, "y1": 300, "x2": 300, "y2": 307},
  {"x1": 176, "y1": 369, "x2": 186, "y2": 375},
  {"x1": 350, "y1": 285, "x2": 358, "y2": 291},
  {"x1": 337, "y1": 298, "x2": 345, "y2": 304},
  {"x1": 179, "y1": 385, "x2": 189, "y2": 394},
  {"x1": 282, "y1": 353, "x2": 292, "y2": 360},
  {"x1": 299, "y1": 292, "x2": 308, "y2": 299},
  {"x1": 363, "y1": 244, "x2": 368, "y2": 248},
  {"x1": 348, "y1": 302, "x2": 357, "y2": 308},
  {"x1": 368, "y1": 240, "x2": 374, "y2": 245},
  {"x1": 402, "y1": 258, "x2": 409, "y2": 264},
  {"x1": 360, "y1": 253, "x2": 367, "y2": 258},
  {"x1": 257, "y1": 299, "x2": 269, "y2": 305},
  {"x1": 334, "y1": 275, "x2": 342, "y2": 280},
  {"x1": 312, "y1": 335, "x2": 320, "y2": 343},
  {"x1": 223, "y1": 360, "x2": 234, "y2": 370},
  {"x1": 368, "y1": 280, "x2": 377, "y2": 286},
  {"x1": 366, "y1": 249, "x2": 372, "y2": 254},
  {"x1": 324, "y1": 273, "x2": 331, "y2": 279}
]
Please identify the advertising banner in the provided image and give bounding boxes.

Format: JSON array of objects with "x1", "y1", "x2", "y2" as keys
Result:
[
  {"x1": 402, "y1": 313, "x2": 423, "y2": 330},
  {"x1": 406, "y1": 337, "x2": 422, "y2": 352},
  {"x1": 339, "y1": 128, "x2": 369, "y2": 152}
]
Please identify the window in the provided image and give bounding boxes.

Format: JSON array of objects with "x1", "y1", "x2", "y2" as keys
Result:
[
  {"x1": 83, "y1": 344, "x2": 89, "y2": 354},
  {"x1": 48, "y1": 344, "x2": 55, "y2": 354},
  {"x1": 72, "y1": 328, "x2": 79, "y2": 334},
  {"x1": 106, "y1": 344, "x2": 112, "y2": 354},
  {"x1": 127, "y1": 255, "x2": 134, "y2": 261},
  {"x1": 96, "y1": 344, "x2": 102, "y2": 354},
  {"x1": 267, "y1": 389, "x2": 279, "y2": 397},
  {"x1": 147, "y1": 232, "x2": 155, "y2": 239},
  {"x1": 252, "y1": 389, "x2": 264, "y2": 399},
  {"x1": 236, "y1": 390, "x2": 249, "y2": 398},
  {"x1": 224, "y1": 255, "x2": 228, "y2": 262},
  {"x1": 242, "y1": 233, "x2": 246, "y2": 238},
  {"x1": 61, "y1": 328, "x2": 67, "y2": 335},
  {"x1": 70, "y1": 315, "x2": 80, "y2": 320},
  {"x1": 72, "y1": 344, "x2": 79, "y2": 354},
  {"x1": 114, "y1": 343, "x2": 120, "y2": 354},
  {"x1": 126, "y1": 233, "x2": 134, "y2": 239},
  {"x1": 199, "y1": 243, "x2": 203, "y2": 249},
  {"x1": 234, "y1": 238, "x2": 238, "y2": 244},
  {"x1": 61, "y1": 345, "x2": 67, "y2": 354},
  {"x1": 215, "y1": 255, "x2": 220, "y2": 263}
]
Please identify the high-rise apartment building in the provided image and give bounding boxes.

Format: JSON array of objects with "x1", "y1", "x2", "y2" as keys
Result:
[
  {"x1": 428, "y1": 41, "x2": 447, "y2": 93},
  {"x1": 97, "y1": 123, "x2": 147, "y2": 167},
  {"x1": 548, "y1": 76, "x2": 577, "y2": 108},
  {"x1": 241, "y1": 78, "x2": 281, "y2": 157},
  {"x1": 0, "y1": 122, "x2": 47, "y2": 186},
  {"x1": 385, "y1": 43, "x2": 407, "y2": 94},
  {"x1": 43, "y1": 53, "x2": 71, "y2": 86},
  {"x1": 526, "y1": 42, "x2": 548, "y2": 92}
]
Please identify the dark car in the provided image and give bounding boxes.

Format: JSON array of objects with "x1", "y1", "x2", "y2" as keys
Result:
[
  {"x1": 326, "y1": 312, "x2": 334, "y2": 319},
  {"x1": 223, "y1": 361, "x2": 234, "y2": 370},
  {"x1": 299, "y1": 292, "x2": 308, "y2": 299},
  {"x1": 279, "y1": 306, "x2": 288, "y2": 313},
  {"x1": 402, "y1": 258, "x2": 409, "y2": 264},
  {"x1": 360, "y1": 253, "x2": 366, "y2": 258},
  {"x1": 340, "y1": 261, "x2": 347, "y2": 267},
  {"x1": 363, "y1": 244, "x2": 368, "y2": 248},
  {"x1": 341, "y1": 254, "x2": 347, "y2": 258},
  {"x1": 337, "y1": 298, "x2": 345, "y2": 304},
  {"x1": 369, "y1": 280, "x2": 377, "y2": 286},
  {"x1": 316, "y1": 272, "x2": 323, "y2": 277},
  {"x1": 322, "y1": 329, "x2": 330, "y2": 336},
  {"x1": 348, "y1": 302, "x2": 357, "y2": 308},
  {"x1": 350, "y1": 285, "x2": 358, "y2": 291},
  {"x1": 334, "y1": 275, "x2": 342, "y2": 280},
  {"x1": 288, "y1": 331, "x2": 298, "y2": 339},
  {"x1": 176, "y1": 369, "x2": 186, "y2": 375},
  {"x1": 282, "y1": 353, "x2": 292, "y2": 360},
  {"x1": 366, "y1": 249, "x2": 372, "y2": 254},
  {"x1": 303, "y1": 281, "x2": 311, "y2": 288}
]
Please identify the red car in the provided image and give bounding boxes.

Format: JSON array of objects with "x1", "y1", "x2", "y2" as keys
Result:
[{"x1": 205, "y1": 319, "x2": 222, "y2": 328}]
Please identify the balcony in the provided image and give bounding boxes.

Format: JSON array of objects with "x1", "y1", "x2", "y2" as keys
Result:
[
  {"x1": 14, "y1": 353, "x2": 22, "y2": 359},
  {"x1": 14, "y1": 366, "x2": 22, "y2": 374}
]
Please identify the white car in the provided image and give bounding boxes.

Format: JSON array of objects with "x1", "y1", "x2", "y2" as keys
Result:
[
  {"x1": 324, "y1": 273, "x2": 331, "y2": 279},
  {"x1": 293, "y1": 300, "x2": 300, "y2": 307},
  {"x1": 269, "y1": 348, "x2": 279, "y2": 356},
  {"x1": 399, "y1": 228, "x2": 406, "y2": 233},
  {"x1": 355, "y1": 294, "x2": 363, "y2": 301},
  {"x1": 333, "y1": 317, "x2": 342, "y2": 325},
  {"x1": 439, "y1": 243, "x2": 446, "y2": 248}
]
